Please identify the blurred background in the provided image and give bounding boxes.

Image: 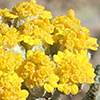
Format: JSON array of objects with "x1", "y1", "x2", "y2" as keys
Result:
[{"x1": 0, "y1": 0, "x2": 100, "y2": 100}]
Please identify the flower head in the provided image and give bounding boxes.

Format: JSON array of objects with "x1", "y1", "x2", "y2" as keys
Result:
[
  {"x1": 18, "y1": 19, "x2": 54, "y2": 46},
  {"x1": 0, "y1": 49, "x2": 23, "y2": 74},
  {"x1": 0, "y1": 23, "x2": 19, "y2": 48},
  {"x1": 16, "y1": 50, "x2": 59, "y2": 93},
  {"x1": 0, "y1": 0, "x2": 99, "y2": 98},
  {"x1": 53, "y1": 50, "x2": 96, "y2": 95},
  {"x1": 0, "y1": 72, "x2": 28, "y2": 100},
  {"x1": 0, "y1": 8, "x2": 18, "y2": 24},
  {"x1": 52, "y1": 9, "x2": 99, "y2": 51},
  {"x1": 12, "y1": 0, "x2": 52, "y2": 20}
]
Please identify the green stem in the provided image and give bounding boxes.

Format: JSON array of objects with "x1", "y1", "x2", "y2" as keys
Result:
[{"x1": 82, "y1": 65, "x2": 100, "y2": 100}]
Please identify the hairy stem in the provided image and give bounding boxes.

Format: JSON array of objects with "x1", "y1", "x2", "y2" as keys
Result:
[{"x1": 82, "y1": 65, "x2": 100, "y2": 100}]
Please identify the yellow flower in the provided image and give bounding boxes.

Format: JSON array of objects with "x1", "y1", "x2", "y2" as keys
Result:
[
  {"x1": 58, "y1": 83, "x2": 79, "y2": 95},
  {"x1": 30, "y1": 0, "x2": 37, "y2": 3},
  {"x1": 0, "y1": 49, "x2": 23, "y2": 74},
  {"x1": 0, "y1": 72, "x2": 29, "y2": 100},
  {"x1": 52, "y1": 9, "x2": 99, "y2": 51},
  {"x1": 67, "y1": 9, "x2": 75, "y2": 17},
  {"x1": 64, "y1": 84, "x2": 79, "y2": 95},
  {"x1": 16, "y1": 50, "x2": 59, "y2": 93},
  {"x1": 0, "y1": 8, "x2": 18, "y2": 20},
  {"x1": 44, "y1": 74, "x2": 59, "y2": 92},
  {"x1": 44, "y1": 83, "x2": 54, "y2": 93},
  {"x1": 0, "y1": 23, "x2": 19, "y2": 48},
  {"x1": 12, "y1": 0, "x2": 52, "y2": 20},
  {"x1": 0, "y1": 0, "x2": 99, "y2": 98},
  {"x1": 0, "y1": 71, "x2": 3, "y2": 77},
  {"x1": 18, "y1": 19, "x2": 54, "y2": 45},
  {"x1": 54, "y1": 50, "x2": 96, "y2": 95},
  {"x1": 86, "y1": 37, "x2": 99, "y2": 50},
  {"x1": 58, "y1": 83, "x2": 65, "y2": 92}
]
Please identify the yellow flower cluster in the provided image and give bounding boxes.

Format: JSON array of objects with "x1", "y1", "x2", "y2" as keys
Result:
[
  {"x1": 0, "y1": 49, "x2": 28, "y2": 99},
  {"x1": 0, "y1": 23, "x2": 19, "y2": 48},
  {"x1": 53, "y1": 50, "x2": 96, "y2": 95},
  {"x1": 18, "y1": 19, "x2": 54, "y2": 45},
  {"x1": 16, "y1": 50, "x2": 59, "y2": 93},
  {"x1": 0, "y1": 8, "x2": 18, "y2": 20},
  {"x1": 0, "y1": 72, "x2": 28, "y2": 100},
  {"x1": 12, "y1": 0, "x2": 52, "y2": 20},
  {"x1": 0, "y1": 49, "x2": 23, "y2": 74},
  {"x1": 0, "y1": 0, "x2": 99, "y2": 98},
  {"x1": 50, "y1": 9, "x2": 99, "y2": 95},
  {"x1": 52, "y1": 9, "x2": 99, "y2": 51}
]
